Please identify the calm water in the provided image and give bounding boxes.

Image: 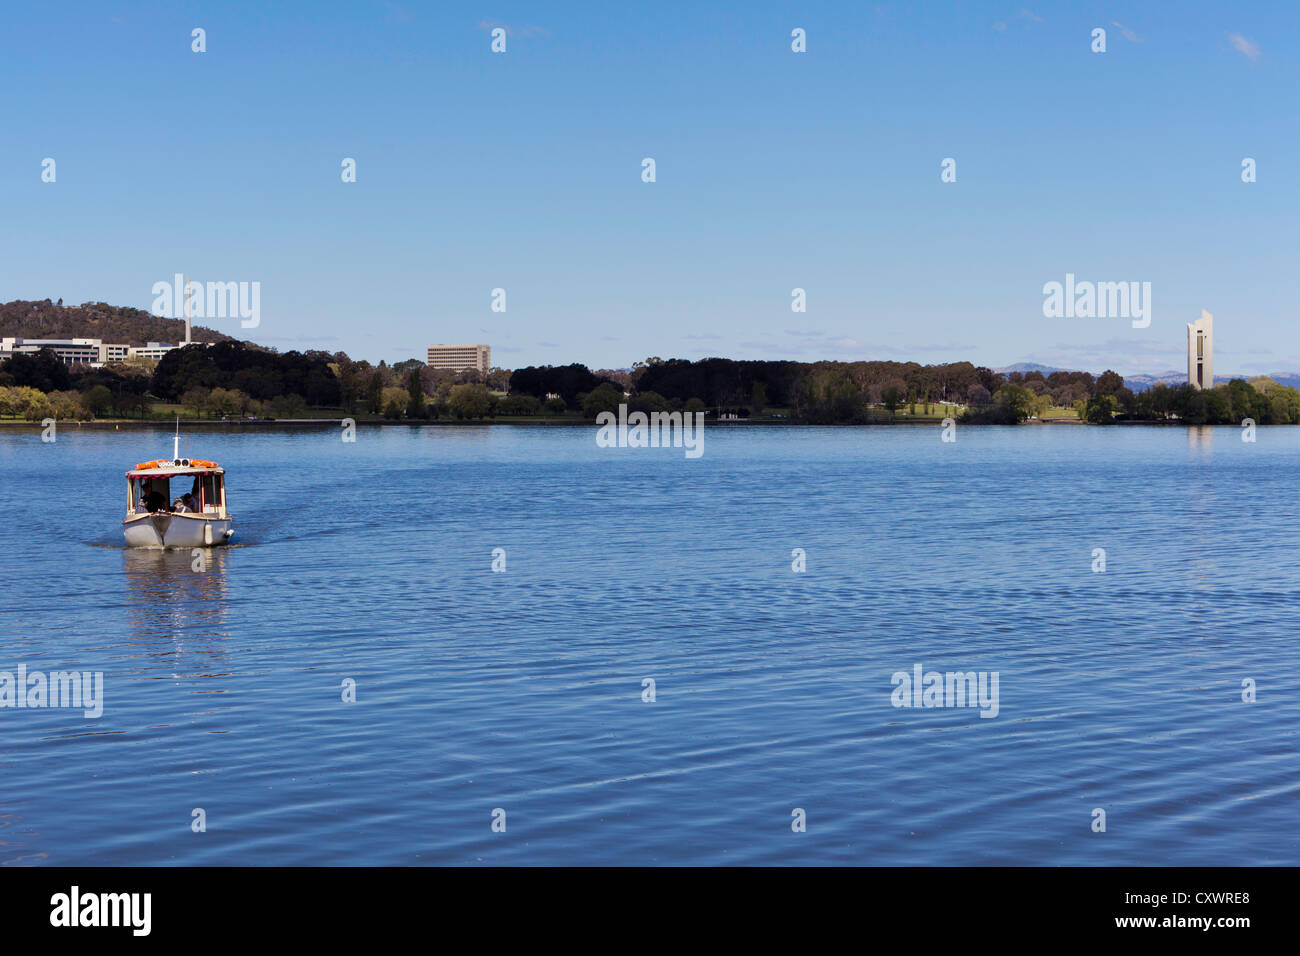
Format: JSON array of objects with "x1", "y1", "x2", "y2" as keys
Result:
[{"x1": 1, "y1": 423, "x2": 1297, "y2": 865}]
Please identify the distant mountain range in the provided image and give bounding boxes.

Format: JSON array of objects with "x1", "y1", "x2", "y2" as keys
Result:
[
  {"x1": 994, "y1": 362, "x2": 1068, "y2": 376},
  {"x1": 996, "y1": 362, "x2": 1300, "y2": 393}
]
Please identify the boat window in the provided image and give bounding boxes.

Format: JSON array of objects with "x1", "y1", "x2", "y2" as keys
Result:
[
  {"x1": 132, "y1": 476, "x2": 171, "y2": 511},
  {"x1": 196, "y1": 473, "x2": 221, "y2": 510},
  {"x1": 129, "y1": 472, "x2": 221, "y2": 512}
]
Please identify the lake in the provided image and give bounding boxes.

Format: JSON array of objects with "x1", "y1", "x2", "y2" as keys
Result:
[{"x1": 1, "y1": 423, "x2": 1296, "y2": 865}]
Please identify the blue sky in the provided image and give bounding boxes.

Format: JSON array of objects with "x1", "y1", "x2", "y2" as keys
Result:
[{"x1": 2, "y1": 1, "x2": 1296, "y2": 376}]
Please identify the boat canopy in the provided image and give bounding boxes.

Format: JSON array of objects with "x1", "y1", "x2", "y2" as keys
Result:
[{"x1": 126, "y1": 457, "x2": 224, "y2": 478}]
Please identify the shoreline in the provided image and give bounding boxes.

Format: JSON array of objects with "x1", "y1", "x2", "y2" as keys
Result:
[{"x1": 0, "y1": 417, "x2": 1202, "y2": 430}]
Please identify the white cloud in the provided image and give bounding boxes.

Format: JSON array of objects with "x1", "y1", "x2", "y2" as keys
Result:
[
  {"x1": 1229, "y1": 33, "x2": 1261, "y2": 60},
  {"x1": 1111, "y1": 21, "x2": 1141, "y2": 43}
]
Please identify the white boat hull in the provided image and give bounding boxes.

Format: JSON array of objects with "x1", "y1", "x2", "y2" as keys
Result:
[{"x1": 123, "y1": 512, "x2": 235, "y2": 549}]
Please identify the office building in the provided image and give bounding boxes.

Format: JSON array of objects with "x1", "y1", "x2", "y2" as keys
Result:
[{"x1": 427, "y1": 344, "x2": 491, "y2": 372}]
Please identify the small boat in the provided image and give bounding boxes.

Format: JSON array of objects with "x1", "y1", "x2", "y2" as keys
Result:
[{"x1": 122, "y1": 432, "x2": 234, "y2": 549}]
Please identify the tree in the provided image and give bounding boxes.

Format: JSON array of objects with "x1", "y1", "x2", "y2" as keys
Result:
[
  {"x1": 499, "y1": 393, "x2": 540, "y2": 415},
  {"x1": 334, "y1": 361, "x2": 363, "y2": 413},
  {"x1": 366, "y1": 370, "x2": 384, "y2": 414},
  {"x1": 1094, "y1": 370, "x2": 1125, "y2": 397},
  {"x1": 205, "y1": 387, "x2": 248, "y2": 417},
  {"x1": 448, "y1": 383, "x2": 492, "y2": 419},
  {"x1": 406, "y1": 369, "x2": 427, "y2": 419},
  {"x1": 1203, "y1": 386, "x2": 1230, "y2": 424},
  {"x1": 20, "y1": 390, "x2": 52, "y2": 421},
  {"x1": 1084, "y1": 394, "x2": 1119, "y2": 424},
  {"x1": 82, "y1": 384, "x2": 113, "y2": 418},
  {"x1": 268, "y1": 393, "x2": 307, "y2": 418},
  {"x1": 1174, "y1": 385, "x2": 1208, "y2": 424},
  {"x1": 181, "y1": 386, "x2": 210, "y2": 419},
  {"x1": 508, "y1": 364, "x2": 607, "y2": 404},
  {"x1": 797, "y1": 368, "x2": 866, "y2": 424},
  {"x1": 152, "y1": 340, "x2": 340, "y2": 405},
  {"x1": 1147, "y1": 382, "x2": 1173, "y2": 420},
  {"x1": 882, "y1": 383, "x2": 904, "y2": 417},
  {"x1": 4, "y1": 348, "x2": 71, "y2": 392},
  {"x1": 994, "y1": 384, "x2": 1033, "y2": 423},
  {"x1": 630, "y1": 390, "x2": 669, "y2": 414},
  {"x1": 580, "y1": 383, "x2": 624, "y2": 418}
]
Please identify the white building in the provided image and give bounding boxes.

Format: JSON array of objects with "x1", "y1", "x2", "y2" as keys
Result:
[
  {"x1": 0, "y1": 337, "x2": 104, "y2": 366},
  {"x1": 0, "y1": 337, "x2": 194, "y2": 368},
  {"x1": 128, "y1": 342, "x2": 177, "y2": 362},
  {"x1": 1187, "y1": 310, "x2": 1213, "y2": 390},
  {"x1": 427, "y1": 343, "x2": 491, "y2": 372}
]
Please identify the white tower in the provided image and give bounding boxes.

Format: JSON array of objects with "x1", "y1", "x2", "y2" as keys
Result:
[{"x1": 1187, "y1": 310, "x2": 1213, "y2": 389}]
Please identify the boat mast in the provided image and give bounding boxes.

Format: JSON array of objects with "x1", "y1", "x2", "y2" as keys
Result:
[{"x1": 174, "y1": 415, "x2": 180, "y2": 461}]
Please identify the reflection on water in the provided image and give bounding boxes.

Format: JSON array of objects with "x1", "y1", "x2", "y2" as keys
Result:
[
  {"x1": 1187, "y1": 424, "x2": 1214, "y2": 454},
  {"x1": 122, "y1": 547, "x2": 232, "y2": 676},
  {"x1": 1183, "y1": 428, "x2": 1218, "y2": 604},
  {"x1": 123, "y1": 547, "x2": 231, "y2": 623}
]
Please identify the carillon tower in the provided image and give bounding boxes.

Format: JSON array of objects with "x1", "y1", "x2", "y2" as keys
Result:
[{"x1": 1187, "y1": 310, "x2": 1213, "y2": 389}]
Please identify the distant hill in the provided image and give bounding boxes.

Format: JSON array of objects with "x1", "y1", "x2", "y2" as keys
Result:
[
  {"x1": 1118, "y1": 371, "x2": 1184, "y2": 393},
  {"x1": 999, "y1": 359, "x2": 1300, "y2": 393},
  {"x1": 0, "y1": 299, "x2": 239, "y2": 347},
  {"x1": 994, "y1": 362, "x2": 1068, "y2": 376},
  {"x1": 1265, "y1": 373, "x2": 1300, "y2": 390},
  {"x1": 1122, "y1": 371, "x2": 1300, "y2": 392}
]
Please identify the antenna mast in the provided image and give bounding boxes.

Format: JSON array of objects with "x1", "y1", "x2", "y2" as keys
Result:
[{"x1": 184, "y1": 272, "x2": 192, "y2": 345}]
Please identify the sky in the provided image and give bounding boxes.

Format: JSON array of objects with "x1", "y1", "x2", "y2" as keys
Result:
[{"x1": 1, "y1": 1, "x2": 1297, "y2": 376}]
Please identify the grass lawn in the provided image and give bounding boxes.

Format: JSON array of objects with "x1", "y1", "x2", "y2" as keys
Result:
[
  {"x1": 895, "y1": 403, "x2": 968, "y2": 419},
  {"x1": 1040, "y1": 406, "x2": 1080, "y2": 420}
]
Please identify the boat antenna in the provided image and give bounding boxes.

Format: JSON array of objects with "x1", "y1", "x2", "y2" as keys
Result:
[{"x1": 174, "y1": 415, "x2": 180, "y2": 461}]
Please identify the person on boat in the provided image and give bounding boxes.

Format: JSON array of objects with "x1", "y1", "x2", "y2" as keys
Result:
[
  {"x1": 177, "y1": 493, "x2": 197, "y2": 513},
  {"x1": 141, "y1": 481, "x2": 167, "y2": 513}
]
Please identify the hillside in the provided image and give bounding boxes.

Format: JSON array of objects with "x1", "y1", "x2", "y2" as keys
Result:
[
  {"x1": 0, "y1": 299, "x2": 240, "y2": 347},
  {"x1": 994, "y1": 362, "x2": 1068, "y2": 376},
  {"x1": 1000, "y1": 360, "x2": 1300, "y2": 393}
]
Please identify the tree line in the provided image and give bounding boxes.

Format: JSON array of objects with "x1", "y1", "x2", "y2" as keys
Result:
[{"x1": 5, "y1": 339, "x2": 1300, "y2": 426}]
